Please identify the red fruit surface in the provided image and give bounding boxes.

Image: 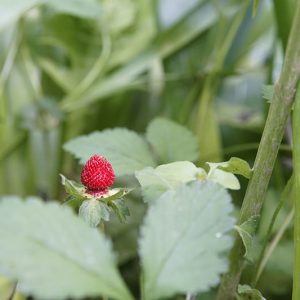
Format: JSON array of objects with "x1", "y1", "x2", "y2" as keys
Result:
[{"x1": 81, "y1": 155, "x2": 115, "y2": 191}]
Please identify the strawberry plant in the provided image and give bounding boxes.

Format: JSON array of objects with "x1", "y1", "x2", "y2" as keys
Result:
[{"x1": 1, "y1": 0, "x2": 300, "y2": 299}]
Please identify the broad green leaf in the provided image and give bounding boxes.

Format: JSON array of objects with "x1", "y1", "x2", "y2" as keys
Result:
[
  {"x1": 64, "y1": 128, "x2": 156, "y2": 176},
  {"x1": 0, "y1": 197, "x2": 133, "y2": 300},
  {"x1": 135, "y1": 161, "x2": 200, "y2": 202},
  {"x1": 237, "y1": 284, "x2": 266, "y2": 300},
  {"x1": 140, "y1": 181, "x2": 234, "y2": 299},
  {"x1": 235, "y1": 215, "x2": 260, "y2": 260},
  {"x1": 207, "y1": 157, "x2": 252, "y2": 179},
  {"x1": 146, "y1": 118, "x2": 199, "y2": 163},
  {"x1": 79, "y1": 199, "x2": 110, "y2": 227},
  {"x1": 45, "y1": 0, "x2": 101, "y2": 19}
]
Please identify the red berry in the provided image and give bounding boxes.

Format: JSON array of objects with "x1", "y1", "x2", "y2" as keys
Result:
[{"x1": 81, "y1": 155, "x2": 115, "y2": 191}]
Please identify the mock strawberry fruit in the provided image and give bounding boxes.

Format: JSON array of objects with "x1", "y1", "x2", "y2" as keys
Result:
[{"x1": 81, "y1": 155, "x2": 115, "y2": 191}]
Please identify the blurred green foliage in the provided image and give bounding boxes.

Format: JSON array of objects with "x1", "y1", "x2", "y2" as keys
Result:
[{"x1": 0, "y1": 0, "x2": 295, "y2": 299}]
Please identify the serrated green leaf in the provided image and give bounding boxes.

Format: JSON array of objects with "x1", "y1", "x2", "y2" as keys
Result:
[
  {"x1": 207, "y1": 157, "x2": 252, "y2": 179},
  {"x1": 79, "y1": 199, "x2": 110, "y2": 227},
  {"x1": 0, "y1": 197, "x2": 133, "y2": 300},
  {"x1": 140, "y1": 181, "x2": 235, "y2": 299},
  {"x1": 64, "y1": 128, "x2": 156, "y2": 176},
  {"x1": 135, "y1": 161, "x2": 200, "y2": 202},
  {"x1": 146, "y1": 118, "x2": 199, "y2": 163},
  {"x1": 235, "y1": 215, "x2": 260, "y2": 260},
  {"x1": 60, "y1": 174, "x2": 85, "y2": 197},
  {"x1": 111, "y1": 199, "x2": 130, "y2": 223},
  {"x1": 237, "y1": 284, "x2": 266, "y2": 300}
]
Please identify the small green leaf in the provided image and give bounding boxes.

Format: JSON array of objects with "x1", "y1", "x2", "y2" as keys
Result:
[
  {"x1": 208, "y1": 168, "x2": 240, "y2": 190},
  {"x1": 0, "y1": 197, "x2": 133, "y2": 300},
  {"x1": 135, "y1": 161, "x2": 200, "y2": 202},
  {"x1": 60, "y1": 174, "x2": 85, "y2": 197},
  {"x1": 140, "y1": 181, "x2": 235, "y2": 299},
  {"x1": 237, "y1": 284, "x2": 266, "y2": 300},
  {"x1": 208, "y1": 157, "x2": 252, "y2": 179},
  {"x1": 111, "y1": 199, "x2": 130, "y2": 223},
  {"x1": 262, "y1": 84, "x2": 274, "y2": 102},
  {"x1": 79, "y1": 199, "x2": 110, "y2": 227},
  {"x1": 235, "y1": 215, "x2": 260, "y2": 260},
  {"x1": 64, "y1": 128, "x2": 156, "y2": 176},
  {"x1": 146, "y1": 118, "x2": 199, "y2": 163}
]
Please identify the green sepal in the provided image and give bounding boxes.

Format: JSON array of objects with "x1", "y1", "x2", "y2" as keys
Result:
[
  {"x1": 60, "y1": 174, "x2": 86, "y2": 198},
  {"x1": 79, "y1": 199, "x2": 110, "y2": 227},
  {"x1": 110, "y1": 199, "x2": 130, "y2": 223}
]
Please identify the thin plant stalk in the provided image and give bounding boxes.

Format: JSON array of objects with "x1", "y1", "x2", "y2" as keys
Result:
[
  {"x1": 253, "y1": 175, "x2": 294, "y2": 285},
  {"x1": 256, "y1": 209, "x2": 294, "y2": 284},
  {"x1": 217, "y1": 1, "x2": 300, "y2": 298},
  {"x1": 292, "y1": 84, "x2": 300, "y2": 300}
]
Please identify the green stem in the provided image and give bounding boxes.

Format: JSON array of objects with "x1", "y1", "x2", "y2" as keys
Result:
[
  {"x1": 253, "y1": 175, "x2": 293, "y2": 285},
  {"x1": 292, "y1": 83, "x2": 300, "y2": 300},
  {"x1": 255, "y1": 208, "x2": 294, "y2": 284},
  {"x1": 217, "y1": 1, "x2": 300, "y2": 299}
]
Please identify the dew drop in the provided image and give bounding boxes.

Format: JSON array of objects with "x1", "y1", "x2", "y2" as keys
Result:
[{"x1": 215, "y1": 232, "x2": 222, "y2": 238}]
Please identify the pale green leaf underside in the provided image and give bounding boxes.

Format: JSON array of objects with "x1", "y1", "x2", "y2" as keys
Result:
[
  {"x1": 208, "y1": 157, "x2": 252, "y2": 179},
  {"x1": 79, "y1": 199, "x2": 110, "y2": 227},
  {"x1": 135, "y1": 161, "x2": 200, "y2": 202},
  {"x1": 0, "y1": 197, "x2": 133, "y2": 300},
  {"x1": 64, "y1": 128, "x2": 156, "y2": 176},
  {"x1": 146, "y1": 118, "x2": 199, "y2": 163},
  {"x1": 140, "y1": 181, "x2": 235, "y2": 299}
]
